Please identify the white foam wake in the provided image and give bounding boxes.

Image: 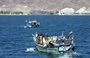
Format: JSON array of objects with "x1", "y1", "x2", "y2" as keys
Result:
[
  {"x1": 72, "y1": 52, "x2": 82, "y2": 56},
  {"x1": 25, "y1": 48, "x2": 35, "y2": 52}
]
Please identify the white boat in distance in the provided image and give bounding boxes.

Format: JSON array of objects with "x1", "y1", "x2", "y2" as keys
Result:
[{"x1": 25, "y1": 20, "x2": 40, "y2": 28}]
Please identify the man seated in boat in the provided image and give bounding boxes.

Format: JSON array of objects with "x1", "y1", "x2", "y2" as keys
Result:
[
  {"x1": 60, "y1": 35, "x2": 74, "y2": 46},
  {"x1": 36, "y1": 34, "x2": 58, "y2": 47},
  {"x1": 65, "y1": 31, "x2": 73, "y2": 40},
  {"x1": 36, "y1": 34, "x2": 44, "y2": 44},
  {"x1": 65, "y1": 36, "x2": 73, "y2": 40},
  {"x1": 57, "y1": 35, "x2": 73, "y2": 47},
  {"x1": 42, "y1": 36, "x2": 58, "y2": 47},
  {"x1": 36, "y1": 34, "x2": 49, "y2": 47}
]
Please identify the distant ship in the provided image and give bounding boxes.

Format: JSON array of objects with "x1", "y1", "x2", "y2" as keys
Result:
[
  {"x1": 24, "y1": 20, "x2": 40, "y2": 28},
  {"x1": 32, "y1": 31, "x2": 75, "y2": 54}
]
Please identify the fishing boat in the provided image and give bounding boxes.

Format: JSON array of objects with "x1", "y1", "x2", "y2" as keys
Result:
[
  {"x1": 32, "y1": 31, "x2": 75, "y2": 54},
  {"x1": 25, "y1": 20, "x2": 40, "y2": 28}
]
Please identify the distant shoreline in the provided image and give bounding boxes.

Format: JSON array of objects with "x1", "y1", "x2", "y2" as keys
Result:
[
  {"x1": 0, "y1": 14, "x2": 90, "y2": 16},
  {"x1": 0, "y1": 10, "x2": 90, "y2": 15}
]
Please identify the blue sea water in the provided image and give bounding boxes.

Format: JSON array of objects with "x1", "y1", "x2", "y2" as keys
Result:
[{"x1": 0, "y1": 15, "x2": 90, "y2": 58}]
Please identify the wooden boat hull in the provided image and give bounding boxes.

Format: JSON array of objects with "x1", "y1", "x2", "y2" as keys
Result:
[
  {"x1": 35, "y1": 44, "x2": 74, "y2": 54},
  {"x1": 36, "y1": 46, "x2": 60, "y2": 54}
]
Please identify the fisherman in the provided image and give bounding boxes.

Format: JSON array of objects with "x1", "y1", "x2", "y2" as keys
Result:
[
  {"x1": 65, "y1": 31, "x2": 73, "y2": 40},
  {"x1": 36, "y1": 34, "x2": 43, "y2": 45},
  {"x1": 36, "y1": 36, "x2": 40, "y2": 44},
  {"x1": 42, "y1": 37, "x2": 47, "y2": 47},
  {"x1": 36, "y1": 33, "x2": 48, "y2": 47}
]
